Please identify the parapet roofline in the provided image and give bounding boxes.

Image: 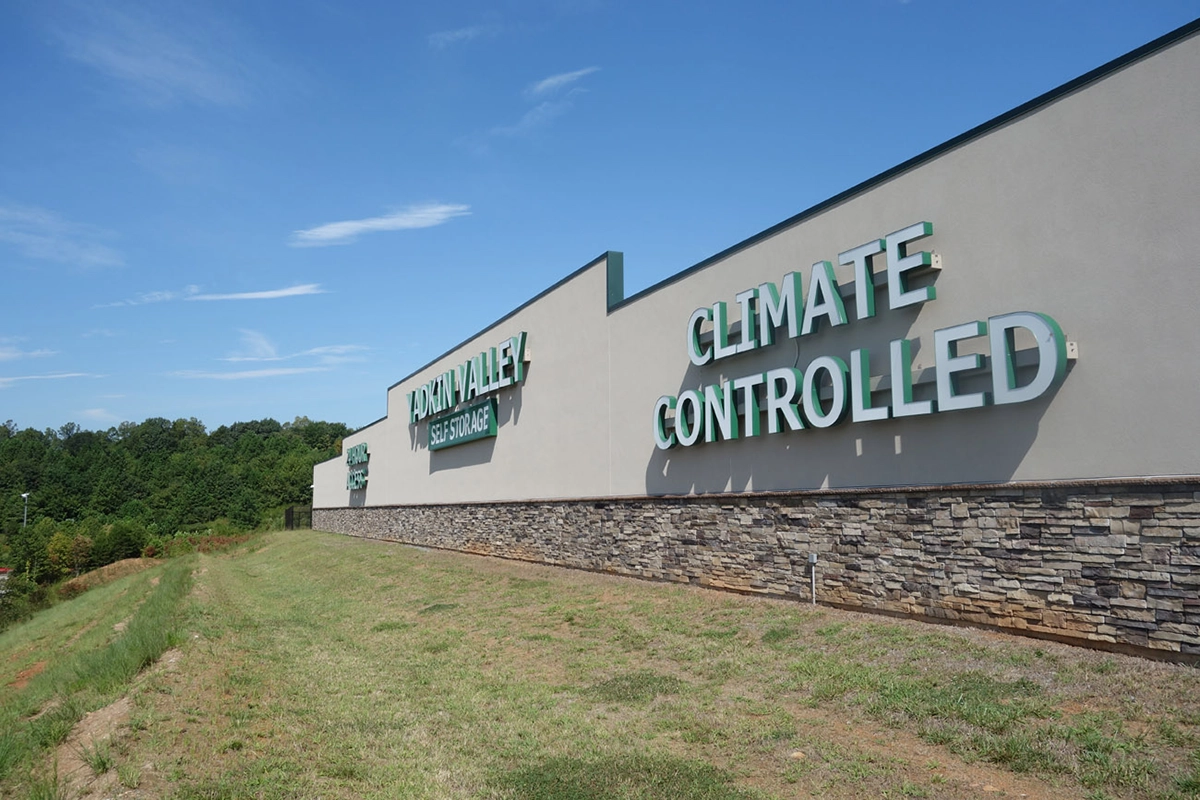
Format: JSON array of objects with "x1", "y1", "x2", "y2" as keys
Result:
[
  {"x1": 383, "y1": 250, "x2": 618, "y2": 396},
  {"x1": 354, "y1": 15, "x2": 1200, "y2": 437},
  {"x1": 611, "y1": 15, "x2": 1200, "y2": 311}
]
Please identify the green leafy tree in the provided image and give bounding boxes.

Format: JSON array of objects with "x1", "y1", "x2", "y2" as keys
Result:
[
  {"x1": 0, "y1": 414, "x2": 350, "y2": 577},
  {"x1": 10, "y1": 518, "x2": 56, "y2": 581},
  {"x1": 47, "y1": 531, "x2": 92, "y2": 577}
]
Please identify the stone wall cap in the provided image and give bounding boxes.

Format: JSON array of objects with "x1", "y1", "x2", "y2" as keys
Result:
[{"x1": 314, "y1": 475, "x2": 1200, "y2": 512}]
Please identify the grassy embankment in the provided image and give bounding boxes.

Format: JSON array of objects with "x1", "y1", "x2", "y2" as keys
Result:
[
  {"x1": 3, "y1": 530, "x2": 1200, "y2": 799},
  {"x1": 0, "y1": 556, "x2": 192, "y2": 795}
]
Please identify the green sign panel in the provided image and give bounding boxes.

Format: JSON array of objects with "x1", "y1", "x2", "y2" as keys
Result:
[{"x1": 428, "y1": 399, "x2": 498, "y2": 451}]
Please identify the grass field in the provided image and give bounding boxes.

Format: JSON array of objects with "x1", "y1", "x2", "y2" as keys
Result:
[{"x1": 2, "y1": 530, "x2": 1200, "y2": 799}]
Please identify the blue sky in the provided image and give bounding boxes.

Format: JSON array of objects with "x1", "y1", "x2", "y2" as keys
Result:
[{"x1": 1, "y1": 1, "x2": 1196, "y2": 433}]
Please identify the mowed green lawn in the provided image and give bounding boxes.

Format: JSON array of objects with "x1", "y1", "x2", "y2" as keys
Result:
[{"x1": 5, "y1": 530, "x2": 1200, "y2": 799}]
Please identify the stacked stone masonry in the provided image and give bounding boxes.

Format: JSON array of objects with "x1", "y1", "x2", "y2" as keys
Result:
[{"x1": 314, "y1": 480, "x2": 1200, "y2": 661}]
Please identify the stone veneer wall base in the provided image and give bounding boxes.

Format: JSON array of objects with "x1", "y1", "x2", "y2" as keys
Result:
[{"x1": 314, "y1": 478, "x2": 1200, "y2": 663}]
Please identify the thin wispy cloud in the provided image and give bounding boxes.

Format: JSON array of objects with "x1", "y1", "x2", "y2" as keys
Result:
[
  {"x1": 171, "y1": 366, "x2": 329, "y2": 381},
  {"x1": 428, "y1": 24, "x2": 500, "y2": 49},
  {"x1": 526, "y1": 66, "x2": 599, "y2": 98},
  {"x1": 0, "y1": 205, "x2": 123, "y2": 269},
  {"x1": 52, "y1": 4, "x2": 261, "y2": 106},
  {"x1": 170, "y1": 326, "x2": 363, "y2": 385},
  {"x1": 279, "y1": 343, "x2": 370, "y2": 366},
  {"x1": 225, "y1": 329, "x2": 279, "y2": 361},
  {"x1": 221, "y1": 331, "x2": 366, "y2": 365},
  {"x1": 80, "y1": 407, "x2": 119, "y2": 423},
  {"x1": 301, "y1": 344, "x2": 368, "y2": 359},
  {"x1": 94, "y1": 285, "x2": 199, "y2": 308},
  {"x1": 97, "y1": 283, "x2": 319, "y2": 307},
  {"x1": 468, "y1": 67, "x2": 600, "y2": 149},
  {"x1": 0, "y1": 373, "x2": 99, "y2": 389},
  {"x1": 0, "y1": 339, "x2": 56, "y2": 361},
  {"x1": 83, "y1": 329, "x2": 117, "y2": 338},
  {"x1": 295, "y1": 343, "x2": 367, "y2": 366},
  {"x1": 186, "y1": 284, "x2": 325, "y2": 301},
  {"x1": 492, "y1": 101, "x2": 572, "y2": 138},
  {"x1": 291, "y1": 204, "x2": 470, "y2": 247}
]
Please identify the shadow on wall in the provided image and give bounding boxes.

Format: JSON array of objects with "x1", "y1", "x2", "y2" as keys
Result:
[
  {"x1": 644, "y1": 304, "x2": 1067, "y2": 494},
  {"x1": 429, "y1": 436, "x2": 497, "y2": 473},
  {"x1": 645, "y1": 394, "x2": 1058, "y2": 494}
]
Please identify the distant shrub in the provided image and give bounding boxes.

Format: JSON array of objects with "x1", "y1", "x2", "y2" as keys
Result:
[
  {"x1": 0, "y1": 573, "x2": 48, "y2": 631},
  {"x1": 56, "y1": 580, "x2": 88, "y2": 601},
  {"x1": 141, "y1": 530, "x2": 253, "y2": 560}
]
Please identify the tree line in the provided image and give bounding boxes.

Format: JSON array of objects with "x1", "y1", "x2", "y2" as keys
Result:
[{"x1": 0, "y1": 415, "x2": 350, "y2": 582}]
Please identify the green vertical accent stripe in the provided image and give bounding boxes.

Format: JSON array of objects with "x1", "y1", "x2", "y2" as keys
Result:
[{"x1": 606, "y1": 251, "x2": 625, "y2": 309}]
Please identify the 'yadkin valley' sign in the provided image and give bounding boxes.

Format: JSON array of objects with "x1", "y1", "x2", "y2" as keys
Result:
[{"x1": 406, "y1": 332, "x2": 528, "y2": 451}]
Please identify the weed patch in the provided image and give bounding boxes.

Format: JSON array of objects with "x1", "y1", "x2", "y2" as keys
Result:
[
  {"x1": 495, "y1": 753, "x2": 758, "y2": 799},
  {"x1": 117, "y1": 762, "x2": 141, "y2": 788},
  {"x1": 369, "y1": 620, "x2": 413, "y2": 633},
  {"x1": 588, "y1": 670, "x2": 686, "y2": 703},
  {"x1": 870, "y1": 672, "x2": 1053, "y2": 734},
  {"x1": 76, "y1": 738, "x2": 113, "y2": 775},
  {"x1": 418, "y1": 602, "x2": 458, "y2": 614},
  {"x1": 25, "y1": 767, "x2": 67, "y2": 800},
  {"x1": 761, "y1": 625, "x2": 797, "y2": 645},
  {"x1": 965, "y1": 729, "x2": 1066, "y2": 773},
  {"x1": 175, "y1": 757, "x2": 315, "y2": 800},
  {"x1": 1176, "y1": 749, "x2": 1200, "y2": 794}
]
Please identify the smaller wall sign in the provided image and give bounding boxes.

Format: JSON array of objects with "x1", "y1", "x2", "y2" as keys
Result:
[
  {"x1": 428, "y1": 399, "x2": 498, "y2": 451},
  {"x1": 346, "y1": 442, "x2": 369, "y2": 490}
]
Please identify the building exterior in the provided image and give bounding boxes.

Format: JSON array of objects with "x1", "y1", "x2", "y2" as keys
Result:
[{"x1": 315, "y1": 20, "x2": 1200, "y2": 660}]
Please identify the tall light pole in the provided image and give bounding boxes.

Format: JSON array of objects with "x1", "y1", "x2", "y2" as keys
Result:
[{"x1": 20, "y1": 492, "x2": 29, "y2": 528}]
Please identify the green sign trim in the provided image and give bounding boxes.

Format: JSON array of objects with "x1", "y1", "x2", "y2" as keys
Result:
[{"x1": 428, "y1": 399, "x2": 498, "y2": 451}]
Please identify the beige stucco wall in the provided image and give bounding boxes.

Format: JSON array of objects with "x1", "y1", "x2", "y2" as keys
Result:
[
  {"x1": 316, "y1": 28, "x2": 1200, "y2": 507},
  {"x1": 615, "y1": 31, "x2": 1200, "y2": 494},
  {"x1": 314, "y1": 257, "x2": 615, "y2": 508}
]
